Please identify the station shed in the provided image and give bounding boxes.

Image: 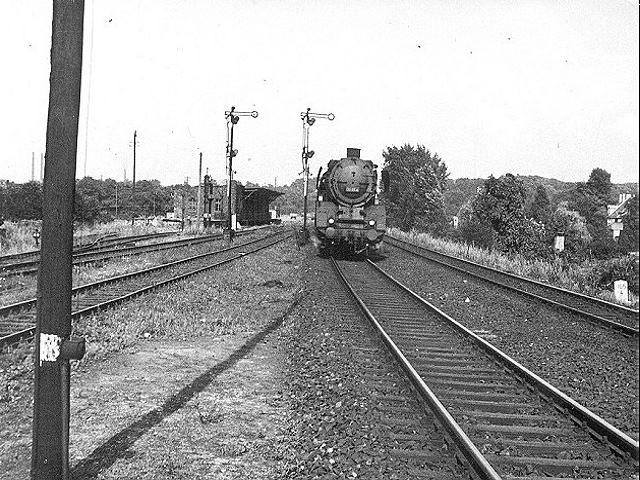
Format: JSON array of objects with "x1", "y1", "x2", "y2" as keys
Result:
[
  {"x1": 202, "y1": 176, "x2": 282, "y2": 228},
  {"x1": 241, "y1": 187, "x2": 283, "y2": 225}
]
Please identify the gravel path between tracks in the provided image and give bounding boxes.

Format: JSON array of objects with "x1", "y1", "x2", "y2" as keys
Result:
[
  {"x1": 380, "y1": 244, "x2": 640, "y2": 439},
  {"x1": 0, "y1": 237, "x2": 302, "y2": 480}
]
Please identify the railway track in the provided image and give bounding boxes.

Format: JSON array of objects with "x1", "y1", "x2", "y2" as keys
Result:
[
  {"x1": 0, "y1": 230, "x2": 289, "y2": 347},
  {"x1": 332, "y1": 257, "x2": 638, "y2": 479},
  {"x1": 386, "y1": 235, "x2": 639, "y2": 336},
  {"x1": 0, "y1": 231, "x2": 174, "y2": 266},
  {"x1": 0, "y1": 227, "x2": 269, "y2": 276},
  {"x1": 290, "y1": 256, "x2": 470, "y2": 478}
]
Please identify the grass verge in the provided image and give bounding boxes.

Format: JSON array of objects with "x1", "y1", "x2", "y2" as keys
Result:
[{"x1": 388, "y1": 227, "x2": 639, "y2": 307}]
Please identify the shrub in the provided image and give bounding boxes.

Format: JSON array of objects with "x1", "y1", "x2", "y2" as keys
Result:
[
  {"x1": 388, "y1": 227, "x2": 639, "y2": 306},
  {"x1": 593, "y1": 255, "x2": 639, "y2": 295}
]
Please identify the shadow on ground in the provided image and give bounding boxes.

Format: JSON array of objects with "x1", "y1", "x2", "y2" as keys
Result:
[{"x1": 71, "y1": 299, "x2": 299, "y2": 480}]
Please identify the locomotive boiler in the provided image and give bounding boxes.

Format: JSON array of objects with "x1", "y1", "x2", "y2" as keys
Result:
[{"x1": 314, "y1": 148, "x2": 388, "y2": 256}]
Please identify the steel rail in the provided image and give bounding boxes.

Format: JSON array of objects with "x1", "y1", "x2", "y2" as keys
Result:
[
  {"x1": 331, "y1": 257, "x2": 503, "y2": 480},
  {"x1": 387, "y1": 235, "x2": 638, "y2": 315},
  {"x1": 74, "y1": 231, "x2": 172, "y2": 251},
  {"x1": 0, "y1": 232, "x2": 289, "y2": 347},
  {"x1": 0, "y1": 225, "x2": 273, "y2": 276},
  {"x1": 70, "y1": 234, "x2": 286, "y2": 319},
  {"x1": 0, "y1": 231, "x2": 170, "y2": 264},
  {"x1": 386, "y1": 236, "x2": 639, "y2": 336},
  {"x1": 0, "y1": 229, "x2": 278, "y2": 318},
  {"x1": 1, "y1": 232, "x2": 219, "y2": 274},
  {"x1": 368, "y1": 258, "x2": 640, "y2": 463}
]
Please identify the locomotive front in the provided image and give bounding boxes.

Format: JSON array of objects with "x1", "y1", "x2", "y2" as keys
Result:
[{"x1": 314, "y1": 148, "x2": 386, "y2": 255}]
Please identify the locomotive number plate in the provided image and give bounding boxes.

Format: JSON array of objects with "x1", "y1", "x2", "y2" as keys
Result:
[{"x1": 346, "y1": 187, "x2": 359, "y2": 192}]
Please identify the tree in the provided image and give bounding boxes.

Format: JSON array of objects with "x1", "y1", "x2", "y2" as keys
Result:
[
  {"x1": 472, "y1": 174, "x2": 547, "y2": 257},
  {"x1": 586, "y1": 168, "x2": 613, "y2": 205},
  {"x1": 271, "y1": 177, "x2": 315, "y2": 215},
  {"x1": 5, "y1": 182, "x2": 43, "y2": 220},
  {"x1": 568, "y1": 169, "x2": 617, "y2": 258},
  {"x1": 528, "y1": 184, "x2": 552, "y2": 225},
  {"x1": 135, "y1": 180, "x2": 171, "y2": 217},
  {"x1": 382, "y1": 144, "x2": 449, "y2": 234},
  {"x1": 457, "y1": 200, "x2": 495, "y2": 249},
  {"x1": 75, "y1": 177, "x2": 109, "y2": 224},
  {"x1": 549, "y1": 201, "x2": 591, "y2": 255},
  {"x1": 618, "y1": 196, "x2": 639, "y2": 252},
  {"x1": 473, "y1": 174, "x2": 526, "y2": 235}
]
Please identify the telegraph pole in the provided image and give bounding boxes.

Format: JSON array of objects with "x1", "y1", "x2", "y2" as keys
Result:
[
  {"x1": 32, "y1": 152, "x2": 35, "y2": 181},
  {"x1": 31, "y1": 1, "x2": 86, "y2": 479},
  {"x1": 197, "y1": 152, "x2": 202, "y2": 232},
  {"x1": 130, "y1": 130, "x2": 137, "y2": 226}
]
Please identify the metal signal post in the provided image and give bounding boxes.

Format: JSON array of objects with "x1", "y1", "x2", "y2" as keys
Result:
[
  {"x1": 224, "y1": 106, "x2": 258, "y2": 241},
  {"x1": 301, "y1": 108, "x2": 334, "y2": 239}
]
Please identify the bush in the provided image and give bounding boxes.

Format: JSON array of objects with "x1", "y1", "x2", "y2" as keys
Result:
[
  {"x1": 592, "y1": 255, "x2": 639, "y2": 295},
  {"x1": 388, "y1": 227, "x2": 639, "y2": 307}
]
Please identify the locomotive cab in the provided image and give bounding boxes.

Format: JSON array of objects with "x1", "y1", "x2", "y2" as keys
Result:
[{"x1": 315, "y1": 148, "x2": 386, "y2": 256}]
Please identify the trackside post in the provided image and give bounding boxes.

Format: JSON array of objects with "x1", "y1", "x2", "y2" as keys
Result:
[{"x1": 31, "y1": 1, "x2": 85, "y2": 479}]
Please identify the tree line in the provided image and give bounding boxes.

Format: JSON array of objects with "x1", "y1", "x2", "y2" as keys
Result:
[
  {"x1": 381, "y1": 144, "x2": 639, "y2": 260},
  {"x1": 0, "y1": 177, "x2": 185, "y2": 225},
  {"x1": 2, "y1": 149, "x2": 638, "y2": 263}
]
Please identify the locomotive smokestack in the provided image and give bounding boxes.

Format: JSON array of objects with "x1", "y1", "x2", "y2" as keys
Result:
[{"x1": 346, "y1": 148, "x2": 361, "y2": 158}]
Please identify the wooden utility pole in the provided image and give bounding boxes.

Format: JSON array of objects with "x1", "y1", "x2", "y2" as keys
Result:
[
  {"x1": 131, "y1": 130, "x2": 137, "y2": 226},
  {"x1": 32, "y1": 152, "x2": 35, "y2": 181},
  {"x1": 31, "y1": 1, "x2": 85, "y2": 479},
  {"x1": 197, "y1": 152, "x2": 202, "y2": 231}
]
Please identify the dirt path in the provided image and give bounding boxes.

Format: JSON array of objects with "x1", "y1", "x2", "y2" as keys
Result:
[
  {"x1": 3, "y1": 322, "x2": 291, "y2": 480},
  {"x1": 1, "y1": 239, "x2": 302, "y2": 480}
]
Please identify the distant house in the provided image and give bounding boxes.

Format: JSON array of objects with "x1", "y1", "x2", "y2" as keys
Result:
[{"x1": 607, "y1": 193, "x2": 635, "y2": 240}]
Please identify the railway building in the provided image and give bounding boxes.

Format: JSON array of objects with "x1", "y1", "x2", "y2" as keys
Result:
[
  {"x1": 202, "y1": 175, "x2": 282, "y2": 228},
  {"x1": 607, "y1": 193, "x2": 635, "y2": 241}
]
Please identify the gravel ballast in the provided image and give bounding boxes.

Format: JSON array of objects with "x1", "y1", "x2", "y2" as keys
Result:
[
  {"x1": 380, "y1": 244, "x2": 639, "y2": 439},
  {"x1": 280, "y1": 251, "x2": 467, "y2": 479}
]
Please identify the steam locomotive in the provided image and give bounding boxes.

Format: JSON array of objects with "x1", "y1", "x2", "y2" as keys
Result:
[{"x1": 314, "y1": 148, "x2": 388, "y2": 256}]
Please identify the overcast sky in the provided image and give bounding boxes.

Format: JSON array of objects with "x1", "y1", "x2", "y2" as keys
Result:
[{"x1": 1, "y1": 0, "x2": 638, "y2": 187}]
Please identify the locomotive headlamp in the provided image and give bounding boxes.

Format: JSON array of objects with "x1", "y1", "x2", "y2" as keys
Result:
[
  {"x1": 328, "y1": 217, "x2": 335, "y2": 225},
  {"x1": 368, "y1": 219, "x2": 376, "y2": 227}
]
